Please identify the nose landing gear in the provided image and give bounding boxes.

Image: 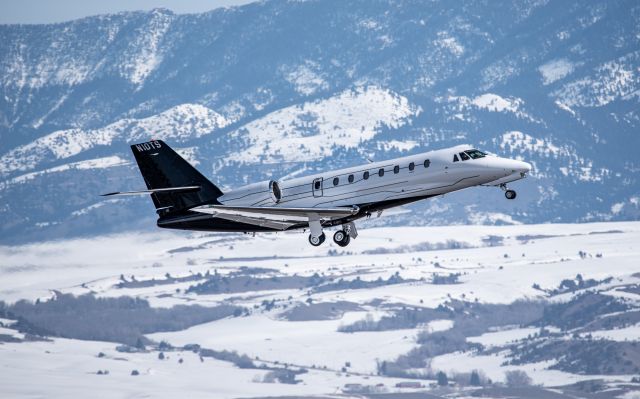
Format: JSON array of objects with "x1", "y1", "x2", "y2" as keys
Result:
[{"x1": 500, "y1": 183, "x2": 517, "y2": 200}]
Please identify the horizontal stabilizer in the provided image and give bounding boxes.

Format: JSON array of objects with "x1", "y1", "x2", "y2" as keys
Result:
[{"x1": 101, "y1": 186, "x2": 201, "y2": 196}]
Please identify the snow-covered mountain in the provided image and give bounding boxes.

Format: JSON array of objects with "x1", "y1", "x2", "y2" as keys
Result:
[{"x1": 1, "y1": 0, "x2": 639, "y2": 243}]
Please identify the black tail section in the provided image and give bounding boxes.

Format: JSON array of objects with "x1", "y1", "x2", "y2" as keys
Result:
[{"x1": 130, "y1": 140, "x2": 223, "y2": 215}]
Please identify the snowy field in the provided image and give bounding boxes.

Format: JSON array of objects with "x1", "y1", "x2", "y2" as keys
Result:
[{"x1": 1, "y1": 221, "x2": 639, "y2": 398}]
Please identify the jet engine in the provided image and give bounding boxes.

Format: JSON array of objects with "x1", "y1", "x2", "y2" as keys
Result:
[{"x1": 217, "y1": 180, "x2": 282, "y2": 206}]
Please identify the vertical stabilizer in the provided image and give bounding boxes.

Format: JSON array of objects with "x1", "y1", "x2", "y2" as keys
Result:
[{"x1": 130, "y1": 140, "x2": 223, "y2": 215}]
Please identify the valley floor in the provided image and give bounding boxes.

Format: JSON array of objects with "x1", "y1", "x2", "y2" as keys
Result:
[{"x1": 1, "y1": 221, "x2": 639, "y2": 398}]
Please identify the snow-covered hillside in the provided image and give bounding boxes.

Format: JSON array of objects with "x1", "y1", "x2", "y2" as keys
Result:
[
  {"x1": 0, "y1": 0, "x2": 639, "y2": 243},
  {"x1": 1, "y1": 222, "x2": 639, "y2": 398}
]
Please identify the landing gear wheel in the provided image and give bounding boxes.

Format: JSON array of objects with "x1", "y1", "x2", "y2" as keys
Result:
[
  {"x1": 333, "y1": 230, "x2": 350, "y2": 247},
  {"x1": 505, "y1": 189, "x2": 517, "y2": 200},
  {"x1": 308, "y1": 232, "x2": 326, "y2": 246},
  {"x1": 337, "y1": 235, "x2": 350, "y2": 247}
]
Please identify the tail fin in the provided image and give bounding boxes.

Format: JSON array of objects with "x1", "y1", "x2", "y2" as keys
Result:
[{"x1": 130, "y1": 140, "x2": 223, "y2": 215}]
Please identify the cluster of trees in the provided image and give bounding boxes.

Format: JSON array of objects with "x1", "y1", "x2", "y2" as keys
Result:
[
  {"x1": 539, "y1": 292, "x2": 628, "y2": 331},
  {"x1": 186, "y1": 272, "x2": 331, "y2": 295},
  {"x1": 342, "y1": 299, "x2": 544, "y2": 336},
  {"x1": 199, "y1": 348, "x2": 255, "y2": 369},
  {"x1": 0, "y1": 293, "x2": 242, "y2": 345},
  {"x1": 432, "y1": 273, "x2": 461, "y2": 285},
  {"x1": 369, "y1": 299, "x2": 548, "y2": 379},
  {"x1": 507, "y1": 337, "x2": 640, "y2": 374},
  {"x1": 504, "y1": 370, "x2": 532, "y2": 387},
  {"x1": 116, "y1": 272, "x2": 203, "y2": 289},
  {"x1": 339, "y1": 305, "x2": 448, "y2": 332},
  {"x1": 544, "y1": 274, "x2": 612, "y2": 295},
  {"x1": 187, "y1": 274, "x2": 315, "y2": 295},
  {"x1": 375, "y1": 365, "x2": 494, "y2": 388},
  {"x1": 362, "y1": 239, "x2": 471, "y2": 255},
  {"x1": 313, "y1": 272, "x2": 412, "y2": 293},
  {"x1": 262, "y1": 368, "x2": 307, "y2": 384},
  {"x1": 186, "y1": 269, "x2": 418, "y2": 298}
]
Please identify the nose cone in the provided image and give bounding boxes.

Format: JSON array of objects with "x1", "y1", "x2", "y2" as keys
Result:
[
  {"x1": 501, "y1": 159, "x2": 531, "y2": 173},
  {"x1": 494, "y1": 158, "x2": 532, "y2": 178},
  {"x1": 518, "y1": 161, "x2": 532, "y2": 174}
]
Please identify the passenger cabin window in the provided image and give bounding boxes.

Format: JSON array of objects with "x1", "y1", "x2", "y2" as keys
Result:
[
  {"x1": 453, "y1": 154, "x2": 459, "y2": 162},
  {"x1": 424, "y1": 159, "x2": 430, "y2": 168},
  {"x1": 314, "y1": 181, "x2": 321, "y2": 190},
  {"x1": 466, "y1": 149, "x2": 487, "y2": 159},
  {"x1": 459, "y1": 152, "x2": 470, "y2": 161},
  {"x1": 333, "y1": 177, "x2": 339, "y2": 186},
  {"x1": 409, "y1": 162, "x2": 415, "y2": 171},
  {"x1": 394, "y1": 165, "x2": 400, "y2": 174},
  {"x1": 363, "y1": 171, "x2": 370, "y2": 180},
  {"x1": 378, "y1": 168, "x2": 385, "y2": 177},
  {"x1": 348, "y1": 174, "x2": 354, "y2": 183}
]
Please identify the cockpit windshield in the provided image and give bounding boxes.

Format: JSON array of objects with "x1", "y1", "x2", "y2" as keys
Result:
[{"x1": 465, "y1": 149, "x2": 487, "y2": 159}]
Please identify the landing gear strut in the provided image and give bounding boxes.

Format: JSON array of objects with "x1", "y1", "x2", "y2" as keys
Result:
[
  {"x1": 308, "y1": 218, "x2": 325, "y2": 246},
  {"x1": 500, "y1": 183, "x2": 517, "y2": 200}
]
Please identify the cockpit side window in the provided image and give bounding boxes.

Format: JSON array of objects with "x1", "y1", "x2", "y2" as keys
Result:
[
  {"x1": 453, "y1": 154, "x2": 459, "y2": 162},
  {"x1": 459, "y1": 152, "x2": 470, "y2": 161},
  {"x1": 465, "y1": 149, "x2": 487, "y2": 159}
]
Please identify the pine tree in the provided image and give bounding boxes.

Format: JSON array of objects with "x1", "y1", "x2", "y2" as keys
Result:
[
  {"x1": 470, "y1": 370, "x2": 481, "y2": 386},
  {"x1": 437, "y1": 371, "x2": 448, "y2": 386}
]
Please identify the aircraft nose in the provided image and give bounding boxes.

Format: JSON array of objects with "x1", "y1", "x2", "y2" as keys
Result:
[
  {"x1": 519, "y1": 161, "x2": 532, "y2": 174},
  {"x1": 497, "y1": 159, "x2": 532, "y2": 177}
]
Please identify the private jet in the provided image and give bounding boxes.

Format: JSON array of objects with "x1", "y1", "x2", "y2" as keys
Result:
[{"x1": 103, "y1": 140, "x2": 531, "y2": 247}]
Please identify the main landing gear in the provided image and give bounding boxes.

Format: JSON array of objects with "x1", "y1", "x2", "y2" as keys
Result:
[
  {"x1": 500, "y1": 183, "x2": 517, "y2": 200},
  {"x1": 333, "y1": 230, "x2": 350, "y2": 247},
  {"x1": 308, "y1": 232, "x2": 326, "y2": 246},
  {"x1": 308, "y1": 221, "x2": 358, "y2": 247}
]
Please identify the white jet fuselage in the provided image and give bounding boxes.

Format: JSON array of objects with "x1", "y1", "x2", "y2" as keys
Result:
[{"x1": 218, "y1": 144, "x2": 531, "y2": 210}]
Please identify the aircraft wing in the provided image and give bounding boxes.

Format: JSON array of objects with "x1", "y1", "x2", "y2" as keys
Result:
[{"x1": 191, "y1": 204, "x2": 359, "y2": 230}]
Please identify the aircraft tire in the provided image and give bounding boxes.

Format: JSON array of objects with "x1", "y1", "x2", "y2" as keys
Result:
[
  {"x1": 334, "y1": 230, "x2": 350, "y2": 247},
  {"x1": 309, "y1": 232, "x2": 326, "y2": 246},
  {"x1": 337, "y1": 235, "x2": 350, "y2": 247},
  {"x1": 333, "y1": 230, "x2": 346, "y2": 244},
  {"x1": 505, "y1": 189, "x2": 517, "y2": 200}
]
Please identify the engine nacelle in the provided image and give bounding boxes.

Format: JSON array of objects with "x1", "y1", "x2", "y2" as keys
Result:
[{"x1": 218, "y1": 180, "x2": 282, "y2": 206}]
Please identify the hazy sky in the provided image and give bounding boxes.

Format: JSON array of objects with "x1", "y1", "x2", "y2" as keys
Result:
[{"x1": 0, "y1": 0, "x2": 257, "y2": 24}]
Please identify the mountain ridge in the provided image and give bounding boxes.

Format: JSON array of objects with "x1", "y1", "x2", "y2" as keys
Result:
[{"x1": 1, "y1": 0, "x2": 639, "y2": 243}]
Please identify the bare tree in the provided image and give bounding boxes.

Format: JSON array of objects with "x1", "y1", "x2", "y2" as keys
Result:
[{"x1": 505, "y1": 370, "x2": 532, "y2": 387}]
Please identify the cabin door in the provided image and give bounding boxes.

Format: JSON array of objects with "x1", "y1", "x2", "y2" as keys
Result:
[{"x1": 312, "y1": 177, "x2": 323, "y2": 197}]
